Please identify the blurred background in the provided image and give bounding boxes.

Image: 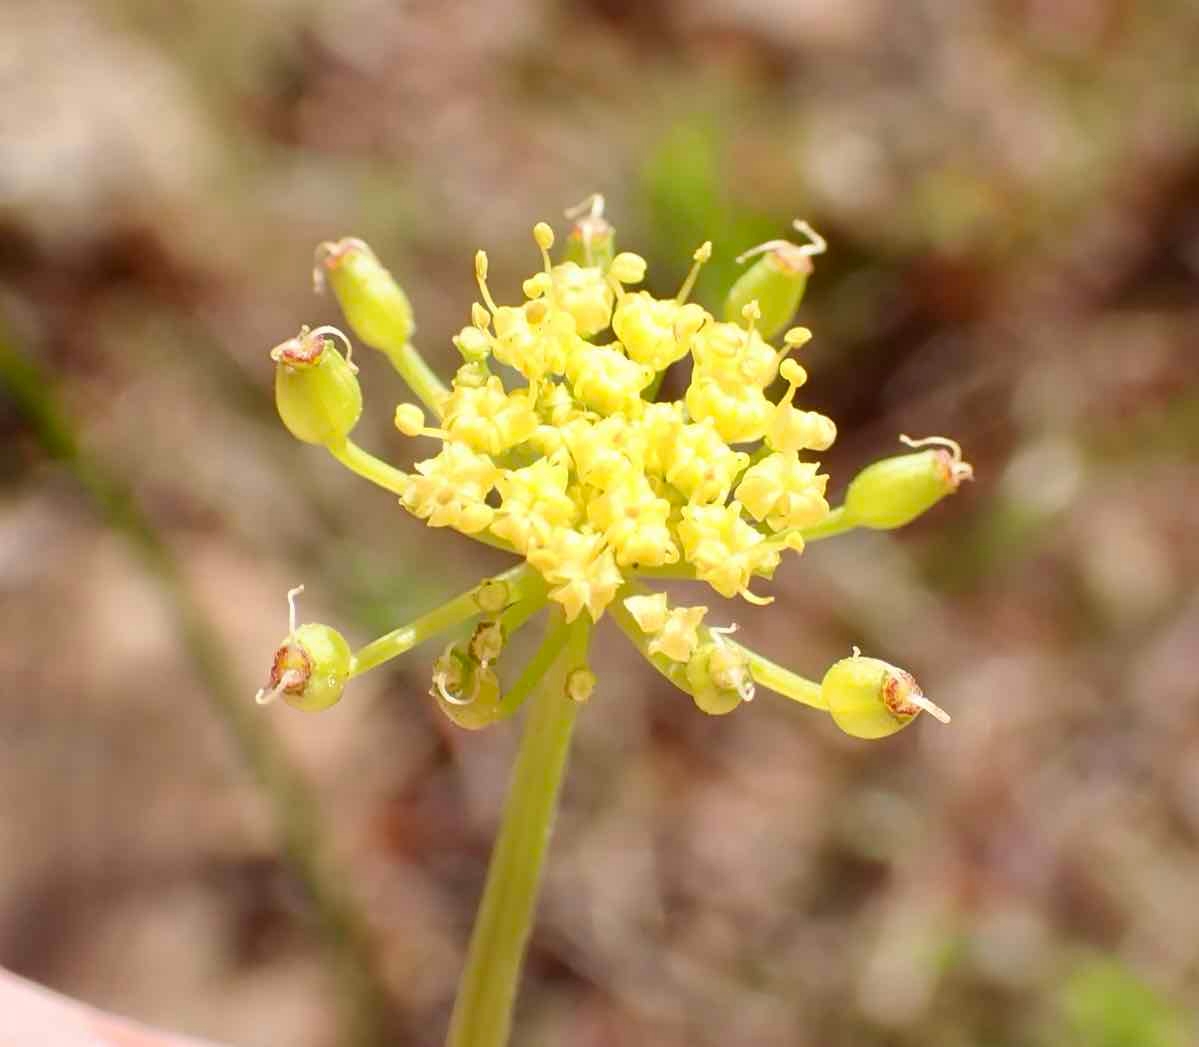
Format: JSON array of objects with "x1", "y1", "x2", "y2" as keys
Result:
[{"x1": 2, "y1": 1, "x2": 1198, "y2": 1044}]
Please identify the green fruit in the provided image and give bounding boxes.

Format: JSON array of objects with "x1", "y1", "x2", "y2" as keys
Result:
[
  {"x1": 271, "y1": 623, "x2": 353, "y2": 712},
  {"x1": 272, "y1": 328, "x2": 362, "y2": 446},
  {"x1": 821, "y1": 655, "x2": 922, "y2": 739}
]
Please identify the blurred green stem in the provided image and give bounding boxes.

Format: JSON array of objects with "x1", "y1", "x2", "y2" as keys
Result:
[
  {"x1": 0, "y1": 328, "x2": 394, "y2": 1046},
  {"x1": 447, "y1": 611, "x2": 584, "y2": 1047}
]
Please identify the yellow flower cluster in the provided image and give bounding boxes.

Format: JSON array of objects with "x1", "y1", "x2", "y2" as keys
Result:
[{"x1": 390, "y1": 221, "x2": 834, "y2": 641}]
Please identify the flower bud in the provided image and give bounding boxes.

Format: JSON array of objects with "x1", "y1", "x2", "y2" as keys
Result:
[
  {"x1": 821, "y1": 653, "x2": 949, "y2": 739},
  {"x1": 843, "y1": 436, "x2": 973, "y2": 530},
  {"x1": 271, "y1": 326, "x2": 362, "y2": 445},
  {"x1": 431, "y1": 643, "x2": 503, "y2": 730},
  {"x1": 685, "y1": 636, "x2": 755, "y2": 715},
  {"x1": 314, "y1": 238, "x2": 414, "y2": 352},
  {"x1": 262, "y1": 623, "x2": 353, "y2": 712},
  {"x1": 724, "y1": 221, "x2": 826, "y2": 341},
  {"x1": 565, "y1": 667, "x2": 597, "y2": 703}
]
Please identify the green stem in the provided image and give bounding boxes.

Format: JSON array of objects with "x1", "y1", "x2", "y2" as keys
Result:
[
  {"x1": 728, "y1": 640, "x2": 826, "y2": 709},
  {"x1": 791, "y1": 504, "x2": 855, "y2": 541},
  {"x1": 0, "y1": 327, "x2": 395, "y2": 1044},
  {"x1": 382, "y1": 341, "x2": 450, "y2": 415},
  {"x1": 350, "y1": 564, "x2": 542, "y2": 677},
  {"x1": 495, "y1": 618, "x2": 570, "y2": 719},
  {"x1": 327, "y1": 436, "x2": 409, "y2": 495},
  {"x1": 447, "y1": 611, "x2": 586, "y2": 1047},
  {"x1": 325, "y1": 437, "x2": 517, "y2": 554}
]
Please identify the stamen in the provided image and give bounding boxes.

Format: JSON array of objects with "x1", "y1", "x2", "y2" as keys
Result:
[
  {"x1": 775, "y1": 327, "x2": 813, "y2": 371},
  {"x1": 736, "y1": 674, "x2": 757, "y2": 702},
  {"x1": 531, "y1": 223, "x2": 560, "y2": 319},
  {"x1": 741, "y1": 300, "x2": 761, "y2": 340},
  {"x1": 394, "y1": 404, "x2": 450, "y2": 440},
  {"x1": 909, "y1": 691, "x2": 951, "y2": 724},
  {"x1": 739, "y1": 587, "x2": 775, "y2": 607},
  {"x1": 777, "y1": 359, "x2": 806, "y2": 408},
  {"x1": 475, "y1": 251, "x2": 499, "y2": 314},
  {"x1": 675, "y1": 241, "x2": 712, "y2": 304},
  {"x1": 851, "y1": 645, "x2": 862, "y2": 658}
]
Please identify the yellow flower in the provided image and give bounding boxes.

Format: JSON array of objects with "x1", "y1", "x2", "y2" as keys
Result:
[
  {"x1": 623, "y1": 592, "x2": 710, "y2": 662},
  {"x1": 735, "y1": 453, "x2": 830, "y2": 532},
  {"x1": 611, "y1": 293, "x2": 707, "y2": 371},
  {"x1": 551, "y1": 262, "x2": 614, "y2": 337},
  {"x1": 491, "y1": 457, "x2": 581, "y2": 554},
  {"x1": 527, "y1": 528, "x2": 624, "y2": 622},
  {"x1": 677, "y1": 502, "x2": 782, "y2": 601},
  {"x1": 441, "y1": 374, "x2": 539, "y2": 455},
  {"x1": 399, "y1": 443, "x2": 497, "y2": 533}
]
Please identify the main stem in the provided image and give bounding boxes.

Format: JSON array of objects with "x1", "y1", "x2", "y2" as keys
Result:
[{"x1": 447, "y1": 613, "x2": 581, "y2": 1047}]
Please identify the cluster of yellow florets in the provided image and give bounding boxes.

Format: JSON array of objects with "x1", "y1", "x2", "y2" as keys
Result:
[{"x1": 389, "y1": 221, "x2": 835, "y2": 658}]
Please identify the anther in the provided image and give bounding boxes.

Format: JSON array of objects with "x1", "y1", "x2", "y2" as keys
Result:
[{"x1": 394, "y1": 403, "x2": 449, "y2": 439}]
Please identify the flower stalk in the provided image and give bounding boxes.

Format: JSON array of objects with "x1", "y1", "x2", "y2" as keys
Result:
[
  {"x1": 446, "y1": 612, "x2": 586, "y2": 1047},
  {"x1": 350, "y1": 564, "x2": 543, "y2": 677}
]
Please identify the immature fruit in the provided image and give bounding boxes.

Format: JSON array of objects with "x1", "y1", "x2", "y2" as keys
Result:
[
  {"x1": 431, "y1": 644, "x2": 503, "y2": 730},
  {"x1": 269, "y1": 623, "x2": 353, "y2": 712},
  {"x1": 316, "y1": 238, "x2": 414, "y2": 351},
  {"x1": 843, "y1": 450, "x2": 962, "y2": 530},
  {"x1": 685, "y1": 641, "x2": 754, "y2": 716},
  {"x1": 821, "y1": 655, "x2": 945, "y2": 739},
  {"x1": 272, "y1": 327, "x2": 362, "y2": 446}
]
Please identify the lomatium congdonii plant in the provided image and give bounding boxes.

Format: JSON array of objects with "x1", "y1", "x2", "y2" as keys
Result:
[{"x1": 256, "y1": 197, "x2": 968, "y2": 1047}]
